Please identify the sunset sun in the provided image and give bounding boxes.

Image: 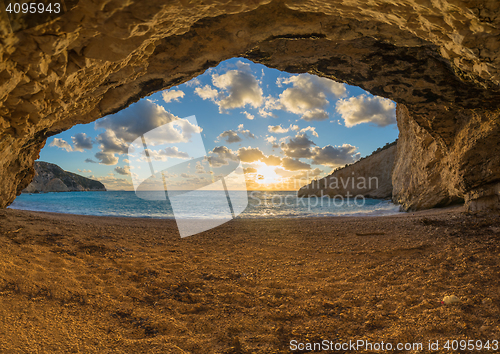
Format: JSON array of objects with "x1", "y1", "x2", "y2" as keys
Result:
[{"x1": 255, "y1": 164, "x2": 281, "y2": 185}]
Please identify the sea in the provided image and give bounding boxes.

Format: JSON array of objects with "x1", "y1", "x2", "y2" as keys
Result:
[{"x1": 9, "y1": 190, "x2": 401, "y2": 219}]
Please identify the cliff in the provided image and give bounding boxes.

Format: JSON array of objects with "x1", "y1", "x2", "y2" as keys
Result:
[
  {"x1": 298, "y1": 143, "x2": 397, "y2": 199},
  {"x1": 22, "y1": 161, "x2": 106, "y2": 193},
  {"x1": 1, "y1": 1, "x2": 500, "y2": 211}
]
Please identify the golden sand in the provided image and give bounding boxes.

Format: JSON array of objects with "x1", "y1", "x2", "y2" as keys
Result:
[{"x1": 0, "y1": 206, "x2": 498, "y2": 353}]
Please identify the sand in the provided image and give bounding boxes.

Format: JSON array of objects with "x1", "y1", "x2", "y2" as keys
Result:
[{"x1": 0, "y1": 206, "x2": 499, "y2": 353}]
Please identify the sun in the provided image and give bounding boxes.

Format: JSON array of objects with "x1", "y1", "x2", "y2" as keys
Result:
[{"x1": 255, "y1": 164, "x2": 281, "y2": 185}]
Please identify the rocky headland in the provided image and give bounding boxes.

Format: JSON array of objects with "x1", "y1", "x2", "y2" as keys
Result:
[
  {"x1": 22, "y1": 161, "x2": 106, "y2": 193},
  {"x1": 298, "y1": 141, "x2": 397, "y2": 199}
]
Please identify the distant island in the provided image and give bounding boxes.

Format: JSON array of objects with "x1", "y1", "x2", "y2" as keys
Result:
[{"x1": 22, "y1": 161, "x2": 106, "y2": 193}]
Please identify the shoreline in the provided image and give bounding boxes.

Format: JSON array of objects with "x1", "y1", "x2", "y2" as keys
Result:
[{"x1": 0, "y1": 206, "x2": 498, "y2": 353}]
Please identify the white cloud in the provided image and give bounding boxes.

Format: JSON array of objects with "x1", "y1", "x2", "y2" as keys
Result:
[
  {"x1": 195, "y1": 160, "x2": 210, "y2": 174},
  {"x1": 207, "y1": 146, "x2": 238, "y2": 168},
  {"x1": 185, "y1": 78, "x2": 201, "y2": 87},
  {"x1": 311, "y1": 144, "x2": 360, "y2": 166},
  {"x1": 93, "y1": 175, "x2": 133, "y2": 190},
  {"x1": 194, "y1": 85, "x2": 218, "y2": 100},
  {"x1": 114, "y1": 166, "x2": 131, "y2": 175},
  {"x1": 237, "y1": 147, "x2": 266, "y2": 163},
  {"x1": 278, "y1": 74, "x2": 346, "y2": 121},
  {"x1": 243, "y1": 167, "x2": 257, "y2": 174},
  {"x1": 217, "y1": 130, "x2": 242, "y2": 144},
  {"x1": 77, "y1": 169, "x2": 92, "y2": 173},
  {"x1": 280, "y1": 133, "x2": 316, "y2": 158},
  {"x1": 237, "y1": 124, "x2": 255, "y2": 139},
  {"x1": 336, "y1": 94, "x2": 396, "y2": 127},
  {"x1": 71, "y1": 133, "x2": 93, "y2": 151},
  {"x1": 50, "y1": 138, "x2": 73, "y2": 152},
  {"x1": 261, "y1": 154, "x2": 282, "y2": 166},
  {"x1": 281, "y1": 157, "x2": 311, "y2": 171},
  {"x1": 162, "y1": 89, "x2": 185, "y2": 103},
  {"x1": 95, "y1": 151, "x2": 119, "y2": 165},
  {"x1": 242, "y1": 111, "x2": 254, "y2": 120},
  {"x1": 299, "y1": 126, "x2": 319, "y2": 137},
  {"x1": 268, "y1": 124, "x2": 289, "y2": 134},
  {"x1": 95, "y1": 99, "x2": 181, "y2": 143},
  {"x1": 95, "y1": 130, "x2": 128, "y2": 154},
  {"x1": 265, "y1": 135, "x2": 277, "y2": 144},
  {"x1": 216, "y1": 124, "x2": 254, "y2": 144},
  {"x1": 93, "y1": 100, "x2": 201, "y2": 166},
  {"x1": 145, "y1": 146, "x2": 190, "y2": 161},
  {"x1": 211, "y1": 69, "x2": 263, "y2": 112}
]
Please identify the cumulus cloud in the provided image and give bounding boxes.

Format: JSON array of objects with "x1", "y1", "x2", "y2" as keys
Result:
[
  {"x1": 92, "y1": 175, "x2": 133, "y2": 190},
  {"x1": 50, "y1": 138, "x2": 73, "y2": 152},
  {"x1": 237, "y1": 124, "x2": 255, "y2": 139},
  {"x1": 261, "y1": 154, "x2": 282, "y2": 166},
  {"x1": 195, "y1": 161, "x2": 207, "y2": 174},
  {"x1": 114, "y1": 166, "x2": 131, "y2": 175},
  {"x1": 211, "y1": 67, "x2": 263, "y2": 112},
  {"x1": 278, "y1": 74, "x2": 346, "y2": 121},
  {"x1": 237, "y1": 147, "x2": 266, "y2": 163},
  {"x1": 146, "y1": 146, "x2": 190, "y2": 161},
  {"x1": 268, "y1": 124, "x2": 299, "y2": 134},
  {"x1": 95, "y1": 130, "x2": 129, "y2": 154},
  {"x1": 280, "y1": 133, "x2": 316, "y2": 158},
  {"x1": 93, "y1": 100, "x2": 201, "y2": 165},
  {"x1": 71, "y1": 133, "x2": 93, "y2": 151},
  {"x1": 268, "y1": 124, "x2": 289, "y2": 134},
  {"x1": 162, "y1": 89, "x2": 185, "y2": 103},
  {"x1": 242, "y1": 111, "x2": 254, "y2": 120},
  {"x1": 281, "y1": 157, "x2": 311, "y2": 171},
  {"x1": 336, "y1": 94, "x2": 396, "y2": 127},
  {"x1": 244, "y1": 167, "x2": 257, "y2": 174},
  {"x1": 185, "y1": 78, "x2": 201, "y2": 87},
  {"x1": 299, "y1": 126, "x2": 319, "y2": 137},
  {"x1": 265, "y1": 135, "x2": 277, "y2": 144},
  {"x1": 207, "y1": 146, "x2": 238, "y2": 167},
  {"x1": 77, "y1": 169, "x2": 92, "y2": 173},
  {"x1": 95, "y1": 151, "x2": 119, "y2": 165},
  {"x1": 216, "y1": 124, "x2": 254, "y2": 144},
  {"x1": 217, "y1": 130, "x2": 242, "y2": 144},
  {"x1": 95, "y1": 99, "x2": 182, "y2": 143},
  {"x1": 85, "y1": 158, "x2": 97, "y2": 163},
  {"x1": 311, "y1": 144, "x2": 360, "y2": 166},
  {"x1": 194, "y1": 85, "x2": 218, "y2": 100}
]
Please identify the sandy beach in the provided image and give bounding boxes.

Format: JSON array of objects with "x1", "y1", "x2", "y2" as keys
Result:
[{"x1": 0, "y1": 206, "x2": 498, "y2": 353}]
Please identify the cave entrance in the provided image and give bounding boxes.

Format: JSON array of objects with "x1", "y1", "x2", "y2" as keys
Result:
[{"x1": 10, "y1": 58, "x2": 399, "y2": 218}]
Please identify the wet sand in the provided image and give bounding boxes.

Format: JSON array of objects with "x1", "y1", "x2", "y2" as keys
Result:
[{"x1": 0, "y1": 206, "x2": 499, "y2": 353}]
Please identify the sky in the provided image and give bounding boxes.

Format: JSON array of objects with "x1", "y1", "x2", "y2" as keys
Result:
[{"x1": 40, "y1": 57, "x2": 399, "y2": 191}]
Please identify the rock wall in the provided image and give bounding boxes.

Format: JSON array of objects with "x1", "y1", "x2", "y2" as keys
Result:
[
  {"x1": 1, "y1": 0, "x2": 500, "y2": 210},
  {"x1": 298, "y1": 144, "x2": 396, "y2": 199},
  {"x1": 22, "y1": 161, "x2": 106, "y2": 193}
]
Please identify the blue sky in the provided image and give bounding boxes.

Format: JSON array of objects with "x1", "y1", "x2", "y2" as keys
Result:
[{"x1": 40, "y1": 57, "x2": 398, "y2": 190}]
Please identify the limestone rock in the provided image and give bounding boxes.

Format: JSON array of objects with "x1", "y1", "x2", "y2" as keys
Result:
[
  {"x1": 22, "y1": 161, "x2": 106, "y2": 193},
  {"x1": 298, "y1": 143, "x2": 397, "y2": 199},
  {"x1": 1, "y1": 0, "x2": 500, "y2": 210}
]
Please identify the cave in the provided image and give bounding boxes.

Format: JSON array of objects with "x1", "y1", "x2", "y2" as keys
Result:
[{"x1": 1, "y1": 0, "x2": 500, "y2": 211}]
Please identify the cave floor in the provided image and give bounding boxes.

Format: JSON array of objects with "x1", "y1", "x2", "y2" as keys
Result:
[{"x1": 0, "y1": 206, "x2": 499, "y2": 353}]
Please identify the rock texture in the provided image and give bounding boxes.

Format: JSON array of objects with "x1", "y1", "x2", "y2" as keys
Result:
[
  {"x1": 1, "y1": 0, "x2": 500, "y2": 210},
  {"x1": 298, "y1": 143, "x2": 397, "y2": 199},
  {"x1": 22, "y1": 161, "x2": 106, "y2": 193}
]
